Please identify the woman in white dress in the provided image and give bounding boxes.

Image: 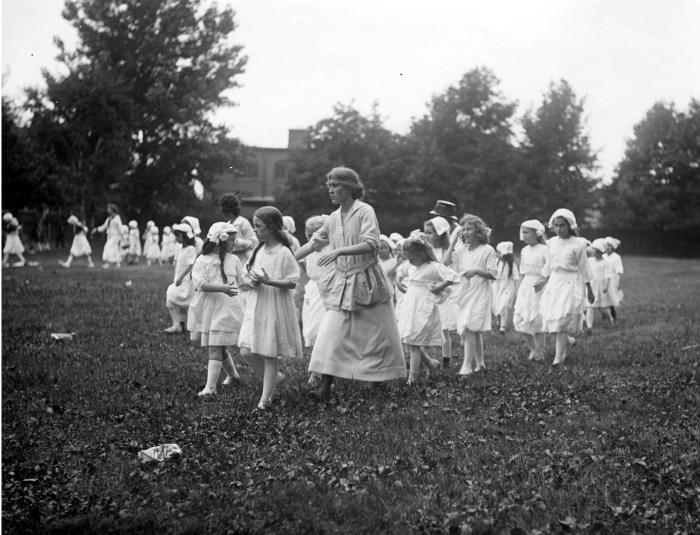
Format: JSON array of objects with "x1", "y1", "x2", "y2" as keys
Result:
[{"x1": 59, "y1": 214, "x2": 95, "y2": 268}]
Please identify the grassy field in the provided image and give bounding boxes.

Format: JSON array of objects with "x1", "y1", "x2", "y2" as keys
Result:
[{"x1": 2, "y1": 253, "x2": 699, "y2": 534}]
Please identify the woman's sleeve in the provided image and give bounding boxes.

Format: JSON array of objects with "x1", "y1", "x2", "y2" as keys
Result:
[
  {"x1": 309, "y1": 219, "x2": 330, "y2": 251},
  {"x1": 357, "y1": 205, "x2": 379, "y2": 252},
  {"x1": 282, "y1": 248, "x2": 300, "y2": 283},
  {"x1": 97, "y1": 218, "x2": 108, "y2": 232}
]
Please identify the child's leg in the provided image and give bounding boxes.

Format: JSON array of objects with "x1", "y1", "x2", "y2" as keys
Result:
[
  {"x1": 221, "y1": 348, "x2": 240, "y2": 385},
  {"x1": 474, "y1": 333, "x2": 485, "y2": 370},
  {"x1": 534, "y1": 333, "x2": 545, "y2": 360},
  {"x1": 523, "y1": 334, "x2": 536, "y2": 359},
  {"x1": 242, "y1": 348, "x2": 265, "y2": 377},
  {"x1": 200, "y1": 346, "x2": 224, "y2": 395},
  {"x1": 601, "y1": 307, "x2": 613, "y2": 325},
  {"x1": 164, "y1": 305, "x2": 185, "y2": 332},
  {"x1": 407, "y1": 345, "x2": 422, "y2": 383},
  {"x1": 419, "y1": 347, "x2": 440, "y2": 375},
  {"x1": 554, "y1": 332, "x2": 574, "y2": 364},
  {"x1": 441, "y1": 330, "x2": 452, "y2": 368},
  {"x1": 259, "y1": 357, "x2": 279, "y2": 409},
  {"x1": 586, "y1": 307, "x2": 595, "y2": 332},
  {"x1": 86, "y1": 254, "x2": 95, "y2": 267},
  {"x1": 459, "y1": 332, "x2": 476, "y2": 375},
  {"x1": 610, "y1": 306, "x2": 617, "y2": 321},
  {"x1": 60, "y1": 254, "x2": 74, "y2": 268}
]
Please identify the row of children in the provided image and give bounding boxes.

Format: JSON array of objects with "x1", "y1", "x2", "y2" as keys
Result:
[{"x1": 369, "y1": 203, "x2": 624, "y2": 382}]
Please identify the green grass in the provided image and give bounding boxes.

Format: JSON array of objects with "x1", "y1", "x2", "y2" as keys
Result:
[{"x1": 2, "y1": 254, "x2": 699, "y2": 534}]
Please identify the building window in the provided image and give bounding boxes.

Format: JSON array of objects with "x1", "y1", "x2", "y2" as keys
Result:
[
  {"x1": 244, "y1": 161, "x2": 258, "y2": 178},
  {"x1": 274, "y1": 160, "x2": 287, "y2": 180}
]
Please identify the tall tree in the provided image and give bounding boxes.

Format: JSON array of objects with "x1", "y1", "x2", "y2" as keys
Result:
[
  {"x1": 602, "y1": 100, "x2": 700, "y2": 232},
  {"x1": 518, "y1": 79, "x2": 600, "y2": 222},
  {"x1": 407, "y1": 67, "x2": 520, "y2": 226},
  {"x1": 24, "y1": 0, "x2": 246, "y2": 220},
  {"x1": 278, "y1": 103, "x2": 420, "y2": 234}
]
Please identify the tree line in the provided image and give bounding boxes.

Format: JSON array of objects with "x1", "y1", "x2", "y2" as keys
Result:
[{"x1": 2, "y1": 0, "x2": 698, "y2": 248}]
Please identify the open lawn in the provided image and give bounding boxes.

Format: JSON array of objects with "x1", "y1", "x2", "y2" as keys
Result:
[{"x1": 2, "y1": 254, "x2": 699, "y2": 534}]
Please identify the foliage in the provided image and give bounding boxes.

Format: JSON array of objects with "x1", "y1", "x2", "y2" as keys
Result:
[
  {"x1": 407, "y1": 67, "x2": 520, "y2": 227},
  {"x1": 12, "y1": 0, "x2": 246, "y2": 221},
  {"x1": 601, "y1": 100, "x2": 700, "y2": 232},
  {"x1": 277, "y1": 103, "x2": 422, "y2": 234},
  {"x1": 2, "y1": 254, "x2": 700, "y2": 533},
  {"x1": 518, "y1": 80, "x2": 601, "y2": 222}
]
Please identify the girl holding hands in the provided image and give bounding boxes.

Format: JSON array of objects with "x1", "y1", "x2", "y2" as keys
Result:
[{"x1": 188, "y1": 222, "x2": 244, "y2": 395}]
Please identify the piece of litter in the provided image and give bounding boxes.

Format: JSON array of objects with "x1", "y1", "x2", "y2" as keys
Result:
[
  {"x1": 138, "y1": 444, "x2": 181, "y2": 463},
  {"x1": 125, "y1": 280, "x2": 133, "y2": 287},
  {"x1": 680, "y1": 344, "x2": 699, "y2": 351},
  {"x1": 51, "y1": 332, "x2": 75, "y2": 341}
]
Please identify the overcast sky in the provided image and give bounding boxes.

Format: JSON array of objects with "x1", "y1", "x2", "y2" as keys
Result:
[{"x1": 2, "y1": 0, "x2": 699, "y2": 180}]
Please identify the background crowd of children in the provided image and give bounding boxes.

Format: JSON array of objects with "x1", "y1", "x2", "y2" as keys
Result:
[{"x1": 2, "y1": 180, "x2": 624, "y2": 408}]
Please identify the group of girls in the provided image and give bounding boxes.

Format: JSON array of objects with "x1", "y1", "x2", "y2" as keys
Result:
[
  {"x1": 164, "y1": 194, "x2": 302, "y2": 410},
  {"x1": 370, "y1": 207, "x2": 624, "y2": 382}
]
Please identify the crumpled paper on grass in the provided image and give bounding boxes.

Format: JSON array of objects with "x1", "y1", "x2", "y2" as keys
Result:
[{"x1": 138, "y1": 444, "x2": 181, "y2": 463}]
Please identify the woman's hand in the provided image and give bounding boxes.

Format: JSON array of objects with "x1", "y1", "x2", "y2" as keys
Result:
[
  {"x1": 222, "y1": 283, "x2": 238, "y2": 297},
  {"x1": 317, "y1": 250, "x2": 340, "y2": 267}
]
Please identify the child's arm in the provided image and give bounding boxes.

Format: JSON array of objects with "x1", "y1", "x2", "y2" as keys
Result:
[
  {"x1": 443, "y1": 229, "x2": 462, "y2": 266},
  {"x1": 199, "y1": 282, "x2": 237, "y2": 296},
  {"x1": 430, "y1": 280, "x2": 454, "y2": 294}
]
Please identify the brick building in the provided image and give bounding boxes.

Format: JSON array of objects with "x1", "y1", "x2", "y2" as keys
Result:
[{"x1": 212, "y1": 129, "x2": 308, "y2": 218}]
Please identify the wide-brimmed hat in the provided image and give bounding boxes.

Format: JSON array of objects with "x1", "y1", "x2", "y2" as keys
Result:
[{"x1": 429, "y1": 200, "x2": 458, "y2": 222}]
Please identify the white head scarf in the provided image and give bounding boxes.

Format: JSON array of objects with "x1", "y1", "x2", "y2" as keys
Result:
[
  {"x1": 389, "y1": 232, "x2": 404, "y2": 245},
  {"x1": 181, "y1": 216, "x2": 201, "y2": 236},
  {"x1": 496, "y1": 241, "x2": 514, "y2": 255},
  {"x1": 605, "y1": 236, "x2": 621, "y2": 250},
  {"x1": 428, "y1": 216, "x2": 450, "y2": 237},
  {"x1": 379, "y1": 234, "x2": 395, "y2": 252},
  {"x1": 591, "y1": 238, "x2": 608, "y2": 253},
  {"x1": 206, "y1": 222, "x2": 237, "y2": 243},
  {"x1": 519, "y1": 219, "x2": 545, "y2": 240},
  {"x1": 548, "y1": 208, "x2": 578, "y2": 230}
]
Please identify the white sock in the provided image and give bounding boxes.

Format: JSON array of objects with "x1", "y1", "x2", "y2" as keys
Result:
[
  {"x1": 221, "y1": 351, "x2": 240, "y2": 383},
  {"x1": 203, "y1": 360, "x2": 222, "y2": 392}
]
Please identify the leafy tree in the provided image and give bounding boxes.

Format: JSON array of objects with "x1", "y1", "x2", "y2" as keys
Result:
[
  {"x1": 406, "y1": 67, "x2": 520, "y2": 227},
  {"x1": 278, "y1": 103, "x2": 420, "y2": 234},
  {"x1": 602, "y1": 100, "x2": 700, "y2": 232},
  {"x1": 23, "y1": 0, "x2": 246, "y2": 221},
  {"x1": 518, "y1": 79, "x2": 600, "y2": 222}
]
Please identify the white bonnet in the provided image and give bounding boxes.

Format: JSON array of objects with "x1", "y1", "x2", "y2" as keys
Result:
[
  {"x1": 172, "y1": 222, "x2": 194, "y2": 238},
  {"x1": 67, "y1": 215, "x2": 81, "y2": 227},
  {"x1": 3, "y1": 212, "x2": 14, "y2": 223},
  {"x1": 206, "y1": 222, "x2": 237, "y2": 243},
  {"x1": 128, "y1": 220, "x2": 138, "y2": 229},
  {"x1": 519, "y1": 219, "x2": 545, "y2": 240},
  {"x1": 548, "y1": 208, "x2": 578, "y2": 230},
  {"x1": 389, "y1": 232, "x2": 404, "y2": 245},
  {"x1": 605, "y1": 236, "x2": 621, "y2": 250},
  {"x1": 379, "y1": 234, "x2": 395, "y2": 251},
  {"x1": 181, "y1": 216, "x2": 201, "y2": 235},
  {"x1": 591, "y1": 238, "x2": 608, "y2": 253},
  {"x1": 282, "y1": 215, "x2": 296, "y2": 234},
  {"x1": 496, "y1": 241, "x2": 514, "y2": 255},
  {"x1": 428, "y1": 216, "x2": 450, "y2": 237},
  {"x1": 150, "y1": 225, "x2": 159, "y2": 234},
  {"x1": 163, "y1": 225, "x2": 172, "y2": 234}
]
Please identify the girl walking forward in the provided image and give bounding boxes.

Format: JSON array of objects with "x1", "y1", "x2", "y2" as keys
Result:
[
  {"x1": 92, "y1": 203, "x2": 122, "y2": 268},
  {"x1": 513, "y1": 220, "x2": 548, "y2": 360},
  {"x1": 397, "y1": 237, "x2": 458, "y2": 384},
  {"x1": 295, "y1": 167, "x2": 406, "y2": 402},
  {"x1": 424, "y1": 216, "x2": 459, "y2": 368},
  {"x1": 160, "y1": 226, "x2": 178, "y2": 264},
  {"x1": 586, "y1": 238, "x2": 614, "y2": 332},
  {"x1": 492, "y1": 241, "x2": 519, "y2": 334},
  {"x1": 2, "y1": 213, "x2": 27, "y2": 267},
  {"x1": 444, "y1": 214, "x2": 498, "y2": 375},
  {"x1": 60, "y1": 215, "x2": 95, "y2": 268},
  {"x1": 143, "y1": 223, "x2": 162, "y2": 266},
  {"x1": 536, "y1": 209, "x2": 594, "y2": 365},
  {"x1": 164, "y1": 223, "x2": 198, "y2": 333},
  {"x1": 605, "y1": 237, "x2": 624, "y2": 321},
  {"x1": 238, "y1": 206, "x2": 303, "y2": 410},
  {"x1": 126, "y1": 221, "x2": 142, "y2": 265},
  {"x1": 187, "y1": 222, "x2": 244, "y2": 396}
]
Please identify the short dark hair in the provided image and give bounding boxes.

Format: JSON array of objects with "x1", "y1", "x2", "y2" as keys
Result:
[{"x1": 219, "y1": 193, "x2": 241, "y2": 218}]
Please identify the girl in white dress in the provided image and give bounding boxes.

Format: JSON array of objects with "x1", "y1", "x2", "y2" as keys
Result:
[
  {"x1": 2, "y1": 213, "x2": 27, "y2": 267},
  {"x1": 126, "y1": 220, "x2": 142, "y2": 264},
  {"x1": 492, "y1": 241, "x2": 520, "y2": 334},
  {"x1": 605, "y1": 237, "x2": 624, "y2": 321},
  {"x1": 92, "y1": 203, "x2": 122, "y2": 268},
  {"x1": 164, "y1": 223, "x2": 198, "y2": 333},
  {"x1": 160, "y1": 226, "x2": 178, "y2": 264},
  {"x1": 301, "y1": 215, "x2": 331, "y2": 349},
  {"x1": 239, "y1": 206, "x2": 303, "y2": 410},
  {"x1": 586, "y1": 238, "x2": 614, "y2": 331},
  {"x1": 60, "y1": 215, "x2": 95, "y2": 268},
  {"x1": 424, "y1": 216, "x2": 459, "y2": 369},
  {"x1": 398, "y1": 237, "x2": 458, "y2": 384},
  {"x1": 513, "y1": 220, "x2": 547, "y2": 360},
  {"x1": 536, "y1": 209, "x2": 594, "y2": 365},
  {"x1": 444, "y1": 214, "x2": 498, "y2": 375},
  {"x1": 181, "y1": 216, "x2": 203, "y2": 254},
  {"x1": 144, "y1": 225, "x2": 162, "y2": 266},
  {"x1": 378, "y1": 235, "x2": 398, "y2": 292},
  {"x1": 188, "y1": 222, "x2": 245, "y2": 396},
  {"x1": 219, "y1": 193, "x2": 258, "y2": 264}
]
